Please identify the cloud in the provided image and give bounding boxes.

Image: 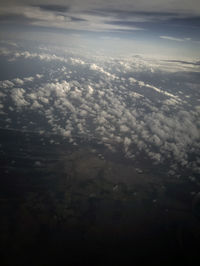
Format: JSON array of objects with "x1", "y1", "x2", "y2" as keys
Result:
[
  {"x1": 2, "y1": 0, "x2": 200, "y2": 15},
  {"x1": 24, "y1": 76, "x2": 34, "y2": 82},
  {"x1": 11, "y1": 88, "x2": 30, "y2": 107},
  {"x1": 1, "y1": 46, "x2": 199, "y2": 178},
  {"x1": 13, "y1": 78, "x2": 24, "y2": 85},
  {"x1": 0, "y1": 0, "x2": 199, "y2": 50},
  {"x1": 31, "y1": 100, "x2": 42, "y2": 109},
  {"x1": 120, "y1": 125, "x2": 129, "y2": 133},
  {"x1": 160, "y1": 36, "x2": 191, "y2": 42},
  {"x1": 0, "y1": 3, "x2": 143, "y2": 32},
  {"x1": 0, "y1": 80, "x2": 14, "y2": 88},
  {"x1": 90, "y1": 63, "x2": 117, "y2": 79},
  {"x1": 36, "y1": 74, "x2": 44, "y2": 79},
  {"x1": 8, "y1": 50, "x2": 69, "y2": 63},
  {"x1": 35, "y1": 4, "x2": 70, "y2": 13},
  {"x1": 163, "y1": 98, "x2": 180, "y2": 106}
]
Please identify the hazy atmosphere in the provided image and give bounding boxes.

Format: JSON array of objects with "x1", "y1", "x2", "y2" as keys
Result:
[{"x1": 0, "y1": 1, "x2": 200, "y2": 265}]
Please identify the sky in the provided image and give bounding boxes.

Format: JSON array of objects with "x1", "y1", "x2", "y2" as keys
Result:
[{"x1": 0, "y1": 0, "x2": 200, "y2": 58}]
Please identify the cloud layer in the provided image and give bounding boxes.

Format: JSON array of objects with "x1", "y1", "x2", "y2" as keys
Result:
[
  {"x1": 0, "y1": 44, "x2": 199, "y2": 180},
  {"x1": 0, "y1": 0, "x2": 200, "y2": 39}
]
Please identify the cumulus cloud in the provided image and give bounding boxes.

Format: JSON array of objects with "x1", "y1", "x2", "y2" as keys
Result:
[
  {"x1": 11, "y1": 88, "x2": 30, "y2": 107},
  {"x1": 0, "y1": 80, "x2": 14, "y2": 88},
  {"x1": 13, "y1": 78, "x2": 24, "y2": 85},
  {"x1": 24, "y1": 76, "x2": 34, "y2": 82},
  {"x1": 36, "y1": 74, "x2": 44, "y2": 79},
  {"x1": 90, "y1": 63, "x2": 117, "y2": 79},
  {"x1": 9, "y1": 50, "x2": 69, "y2": 63},
  {"x1": 1, "y1": 47, "x2": 199, "y2": 178}
]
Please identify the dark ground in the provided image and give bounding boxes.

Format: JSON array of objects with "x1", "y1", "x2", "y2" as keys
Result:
[{"x1": 0, "y1": 129, "x2": 200, "y2": 266}]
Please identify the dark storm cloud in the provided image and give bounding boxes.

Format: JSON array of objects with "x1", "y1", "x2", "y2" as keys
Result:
[
  {"x1": 70, "y1": 16, "x2": 87, "y2": 22},
  {"x1": 102, "y1": 11, "x2": 200, "y2": 27},
  {"x1": 163, "y1": 59, "x2": 200, "y2": 66},
  {"x1": 1, "y1": 0, "x2": 200, "y2": 16},
  {"x1": 87, "y1": 9, "x2": 180, "y2": 19},
  {"x1": 35, "y1": 4, "x2": 70, "y2": 13},
  {"x1": 0, "y1": 13, "x2": 37, "y2": 24},
  {"x1": 171, "y1": 16, "x2": 200, "y2": 27},
  {"x1": 102, "y1": 13, "x2": 200, "y2": 41}
]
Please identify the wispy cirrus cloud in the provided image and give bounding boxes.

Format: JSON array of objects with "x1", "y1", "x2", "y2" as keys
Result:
[
  {"x1": 1, "y1": 1, "x2": 200, "y2": 34},
  {"x1": 160, "y1": 35, "x2": 191, "y2": 42},
  {"x1": 0, "y1": 5, "x2": 144, "y2": 32},
  {"x1": 0, "y1": 1, "x2": 200, "y2": 58}
]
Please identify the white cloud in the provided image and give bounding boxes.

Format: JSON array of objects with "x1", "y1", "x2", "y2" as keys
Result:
[
  {"x1": 87, "y1": 85, "x2": 94, "y2": 94},
  {"x1": 90, "y1": 63, "x2": 117, "y2": 79},
  {"x1": 130, "y1": 92, "x2": 144, "y2": 99},
  {"x1": 120, "y1": 125, "x2": 129, "y2": 133},
  {"x1": 0, "y1": 80, "x2": 14, "y2": 88},
  {"x1": 31, "y1": 101, "x2": 42, "y2": 109},
  {"x1": 1, "y1": 49, "x2": 199, "y2": 177},
  {"x1": 124, "y1": 136, "x2": 132, "y2": 152},
  {"x1": 79, "y1": 110, "x2": 88, "y2": 117},
  {"x1": 13, "y1": 78, "x2": 24, "y2": 85},
  {"x1": 36, "y1": 74, "x2": 44, "y2": 79},
  {"x1": 11, "y1": 88, "x2": 29, "y2": 107},
  {"x1": 163, "y1": 98, "x2": 180, "y2": 106},
  {"x1": 10, "y1": 50, "x2": 69, "y2": 63},
  {"x1": 24, "y1": 76, "x2": 34, "y2": 82},
  {"x1": 160, "y1": 36, "x2": 191, "y2": 42}
]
